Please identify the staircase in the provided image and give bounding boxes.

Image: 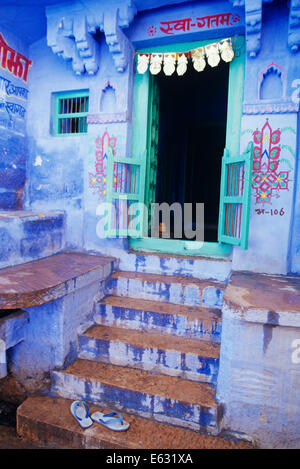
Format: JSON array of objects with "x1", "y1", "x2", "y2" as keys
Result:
[{"x1": 17, "y1": 255, "x2": 253, "y2": 449}]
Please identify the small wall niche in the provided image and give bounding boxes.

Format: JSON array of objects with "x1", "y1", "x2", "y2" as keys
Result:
[
  {"x1": 87, "y1": 80, "x2": 128, "y2": 125},
  {"x1": 259, "y1": 63, "x2": 286, "y2": 100},
  {"x1": 100, "y1": 83, "x2": 117, "y2": 113}
]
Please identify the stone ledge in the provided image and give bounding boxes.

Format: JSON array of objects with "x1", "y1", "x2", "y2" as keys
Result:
[
  {"x1": 0, "y1": 210, "x2": 66, "y2": 269},
  {"x1": 223, "y1": 271, "x2": 300, "y2": 327}
]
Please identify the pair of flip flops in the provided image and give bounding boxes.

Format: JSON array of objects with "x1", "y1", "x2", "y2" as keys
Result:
[{"x1": 70, "y1": 400, "x2": 130, "y2": 432}]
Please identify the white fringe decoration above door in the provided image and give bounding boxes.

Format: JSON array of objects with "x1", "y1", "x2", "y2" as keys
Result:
[{"x1": 136, "y1": 38, "x2": 234, "y2": 76}]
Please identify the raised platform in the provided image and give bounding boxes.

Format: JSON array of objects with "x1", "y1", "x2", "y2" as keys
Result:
[
  {"x1": 0, "y1": 251, "x2": 117, "y2": 309},
  {"x1": 224, "y1": 271, "x2": 300, "y2": 325},
  {"x1": 0, "y1": 210, "x2": 66, "y2": 269},
  {"x1": 0, "y1": 251, "x2": 118, "y2": 383},
  {"x1": 217, "y1": 270, "x2": 300, "y2": 448}
]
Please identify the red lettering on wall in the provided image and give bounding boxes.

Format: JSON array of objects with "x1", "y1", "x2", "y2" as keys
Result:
[
  {"x1": 0, "y1": 34, "x2": 32, "y2": 83},
  {"x1": 148, "y1": 12, "x2": 241, "y2": 36}
]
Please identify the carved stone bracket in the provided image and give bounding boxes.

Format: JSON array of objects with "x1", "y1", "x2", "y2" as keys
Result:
[
  {"x1": 288, "y1": 0, "x2": 300, "y2": 53},
  {"x1": 103, "y1": 8, "x2": 135, "y2": 73},
  {"x1": 244, "y1": 0, "x2": 263, "y2": 57},
  {"x1": 229, "y1": 0, "x2": 299, "y2": 56},
  {"x1": 46, "y1": 8, "x2": 100, "y2": 75},
  {"x1": 228, "y1": 0, "x2": 263, "y2": 57},
  {"x1": 46, "y1": 0, "x2": 136, "y2": 76}
]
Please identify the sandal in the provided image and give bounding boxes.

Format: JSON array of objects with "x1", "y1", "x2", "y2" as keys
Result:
[
  {"x1": 91, "y1": 411, "x2": 130, "y2": 432},
  {"x1": 70, "y1": 400, "x2": 93, "y2": 429}
]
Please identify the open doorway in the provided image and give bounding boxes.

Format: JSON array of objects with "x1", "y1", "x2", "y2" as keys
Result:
[{"x1": 155, "y1": 60, "x2": 229, "y2": 242}]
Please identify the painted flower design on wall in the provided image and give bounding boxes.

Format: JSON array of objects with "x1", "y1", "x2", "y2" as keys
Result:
[
  {"x1": 251, "y1": 120, "x2": 290, "y2": 204},
  {"x1": 88, "y1": 131, "x2": 121, "y2": 199}
]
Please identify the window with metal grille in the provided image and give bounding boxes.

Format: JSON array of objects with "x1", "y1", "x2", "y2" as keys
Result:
[{"x1": 53, "y1": 90, "x2": 89, "y2": 136}]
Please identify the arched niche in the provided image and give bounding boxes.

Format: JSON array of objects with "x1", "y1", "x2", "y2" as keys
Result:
[
  {"x1": 258, "y1": 63, "x2": 286, "y2": 100},
  {"x1": 87, "y1": 80, "x2": 128, "y2": 125},
  {"x1": 99, "y1": 82, "x2": 117, "y2": 113}
]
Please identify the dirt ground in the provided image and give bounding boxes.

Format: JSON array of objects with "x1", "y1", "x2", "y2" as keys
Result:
[
  {"x1": 0, "y1": 424, "x2": 69, "y2": 449},
  {"x1": 0, "y1": 400, "x2": 68, "y2": 449}
]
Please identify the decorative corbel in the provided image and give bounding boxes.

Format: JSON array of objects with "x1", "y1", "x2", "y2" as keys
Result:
[
  {"x1": 50, "y1": 29, "x2": 85, "y2": 75},
  {"x1": 100, "y1": 1, "x2": 136, "y2": 73},
  {"x1": 229, "y1": 0, "x2": 299, "y2": 57},
  {"x1": 46, "y1": 0, "x2": 136, "y2": 76},
  {"x1": 245, "y1": 0, "x2": 262, "y2": 57},
  {"x1": 46, "y1": 10, "x2": 101, "y2": 76},
  {"x1": 103, "y1": 8, "x2": 133, "y2": 73},
  {"x1": 228, "y1": 0, "x2": 262, "y2": 57},
  {"x1": 288, "y1": 0, "x2": 300, "y2": 53},
  {"x1": 73, "y1": 14, "x2": 101, "y2": 75}
]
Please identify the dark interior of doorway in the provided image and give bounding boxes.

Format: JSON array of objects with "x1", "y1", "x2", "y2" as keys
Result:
[{"x1": 155, "y1": 60, "x2": 229, "y2": 242}]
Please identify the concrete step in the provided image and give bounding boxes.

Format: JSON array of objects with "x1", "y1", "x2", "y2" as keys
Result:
[
  {"x1": 78, "y1": 325, "x2": 220, "y2": 384},
  {"x1": 117, "y1": 249, "x2": 232, "y2": 281},
  {"x1": 106, "y1": 271, "x2": 225, "y2": 308},
  {"x1": 96, "y1": 296, "x2": 222, "y2": 342},
  {"x1": 51, "y1": 360, "x2": 220, "y2": 434},
  {"x1": 95, "y1": 296, "x2": 222, "y2": 343},
  {"x1": 17, "y1": 395, "x2": 253, "y2": 449}
]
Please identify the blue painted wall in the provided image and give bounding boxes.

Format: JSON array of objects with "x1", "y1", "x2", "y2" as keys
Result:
[
  {"x1": 232, "y1": 1, "x2": 299, "y2": 275},
  {"x1": 24, "y1": 0, "x2": 244, "y2": 256},
  {"x1": 0, "y1": 28, "x2": 30, "y2": 210},
  {"x1": 9, "y1": 0, "x2": 299, "y2": 274},
  {"x1": 25, "y1": 30, "x2": 132, "y2": 252},
  {"x1": 25, "y1": 36, "x2": 88, "y2": 248}
]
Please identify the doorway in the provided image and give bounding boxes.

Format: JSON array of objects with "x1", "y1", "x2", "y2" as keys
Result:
[
  {"x1": 125, "y1": 36, "x2": 245, "y2": 256},
  {"x1": 154, "y1": 60, "x2": 229, "y2": 242}
]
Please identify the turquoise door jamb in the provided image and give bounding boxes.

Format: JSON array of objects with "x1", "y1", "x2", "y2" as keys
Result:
[{"x1": 129, "y1": 36, "x2": 245, "y2": 259}]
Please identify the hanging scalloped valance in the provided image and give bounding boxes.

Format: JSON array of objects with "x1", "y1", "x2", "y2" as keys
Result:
[{"x1": 136, "y1": 38, "x2": 234, "y2": 76}]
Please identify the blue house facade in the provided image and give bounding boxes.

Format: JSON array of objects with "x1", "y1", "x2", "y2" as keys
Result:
[{"x1": 0, "y1": 0, "x2": 299, "y2": 449}]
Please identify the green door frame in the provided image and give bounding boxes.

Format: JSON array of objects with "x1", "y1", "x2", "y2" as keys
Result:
[{"x1": 129, "y1": 36, "x2": 245, "y2": 259}]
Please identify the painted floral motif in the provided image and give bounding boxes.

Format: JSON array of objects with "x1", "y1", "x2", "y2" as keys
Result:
[
  {"x1": 88, "y1": 131, "x2": 121, "y2": 199},
  {"x1": 251, "y1": 120, "x2": 289, "y2": 204}
]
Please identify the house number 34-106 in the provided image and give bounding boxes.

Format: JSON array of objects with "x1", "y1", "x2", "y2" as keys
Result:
[{"x1": 255, "y1": 208, "x2": 285, "y2": 216}]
